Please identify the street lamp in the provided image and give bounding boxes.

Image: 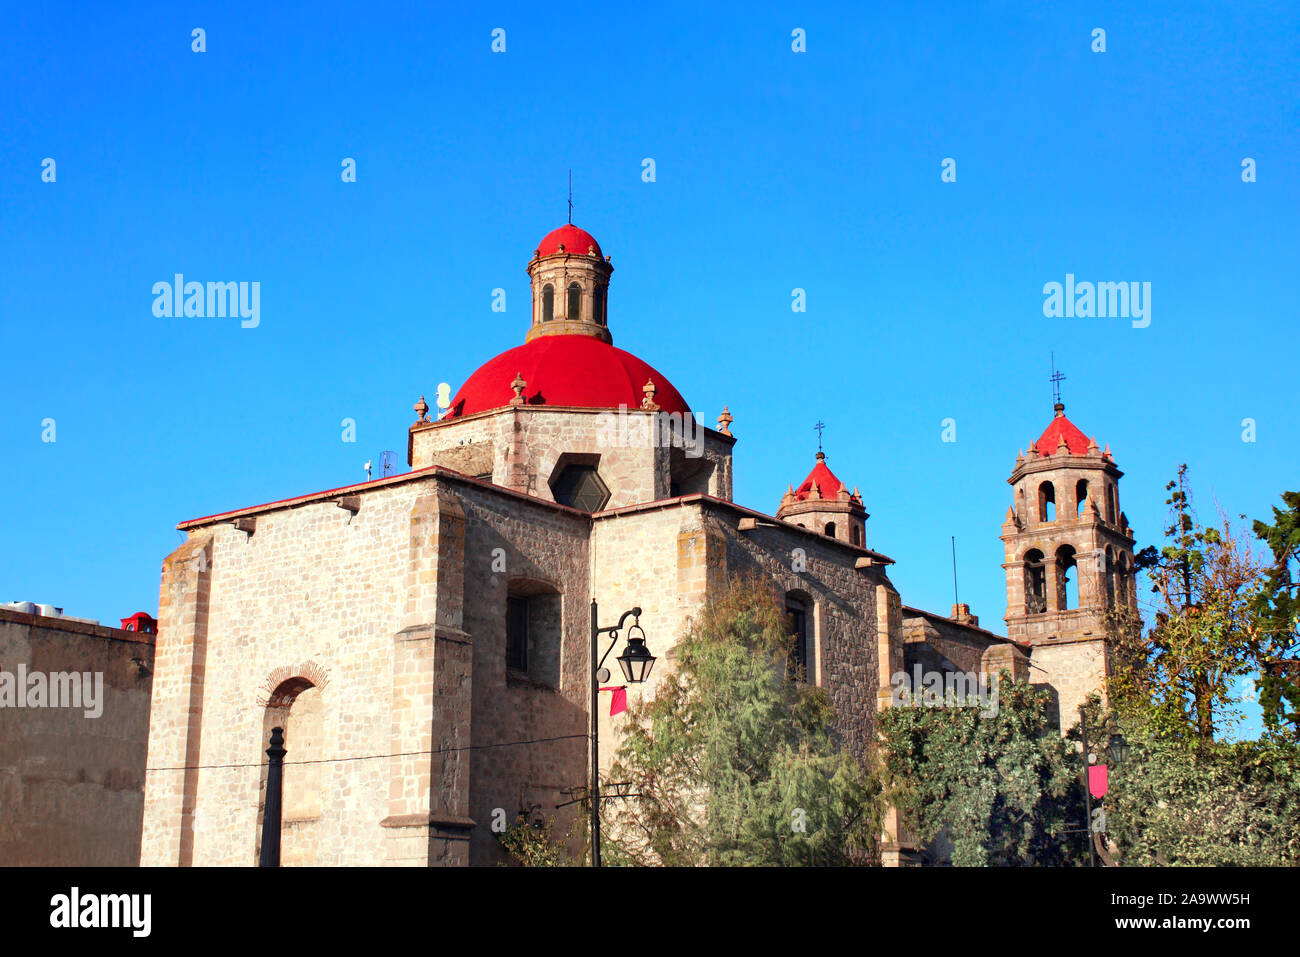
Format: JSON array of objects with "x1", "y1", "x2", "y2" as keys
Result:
[
  {"x1": 616, "y1": 623, "x2": 656, "y2": 684},
  {"x1": 590, "y1": 600, "x2": 655, "y2": 868},
  {"x1": 1107, "y1": 733, "x2": 1131, "y2": 767}
]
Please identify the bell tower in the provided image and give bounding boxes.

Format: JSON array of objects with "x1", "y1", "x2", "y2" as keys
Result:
[
  {"x1": 777, "y1": 451, "x2": 869, "y2": 547},
  {"x1": 525, "y1": 224, "x2": 614, "y2": 344},
  {"x1": 1001, "y1": 400, "x2": 1137, "y2": 728}
]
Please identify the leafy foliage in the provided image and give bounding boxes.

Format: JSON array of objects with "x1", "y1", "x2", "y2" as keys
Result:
[
  {"x1": 1118, "y1": 465, "x2": 1267, "y2": 741},
  {"x1": 1101, "y1": 720, "x2": 1300, "y2": 865},
  {"x1": 1251, "y1": 491, "x2": 1300, "y2": 739},
  {"x1": 603, "y1": 578, "x2": 882, "y2": 866},
  {"x1": 877, "y1": 675, "x2": 1089, "y2": 866}
]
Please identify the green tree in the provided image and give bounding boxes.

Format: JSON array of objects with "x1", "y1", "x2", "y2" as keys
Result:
[
  {"x1": 1251, "y1": 491, "x2": 1300, "y2": 739},
  {"x1": 877, "y1": 675, "x2": 1088, "y2": 866},
  {"x1": 603, "y1": 579, "x2": 882, "y2": 866},
  {"x1": 1119, "y1": 465, "x2": 1266, "y2": 742},
  {"x1": 1101, "y1": 723, "x2": 1300, "y2": 865}
]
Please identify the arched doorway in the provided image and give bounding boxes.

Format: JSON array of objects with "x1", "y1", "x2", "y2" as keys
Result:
[{"x1": 258, "y1": 677, "x2": 325, "y2": 866}]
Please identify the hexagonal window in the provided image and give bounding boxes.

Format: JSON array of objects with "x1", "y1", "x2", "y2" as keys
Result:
[{"x1": 551, "y1": 465, "x2": 610, "y2": 512}]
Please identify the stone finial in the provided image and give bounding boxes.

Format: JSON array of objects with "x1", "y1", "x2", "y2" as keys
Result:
[
  {"x1": 1004, "y1": 505, "x2": 1021, "y2": 529},
  {"x1": 717, "y1": 406, "x2": 733, "y2": 436},
  {"x1": 1056, "y1": 431, "x2": 1070, "y2": 454},
  {"x1": 414, "y1": 395, "x2": 429, "y2": 422},
  {"x1": 1086, "y1": 435, "x2": 1100, "y2": 454},
  {"x1": 510, "y1": 372, "x2": 527, "y2": 406},
  {"x1": 781, "y1": 485, "x2": 796, "y2": 507},
  {"x1": 557, "y1": 242, "x2": 566, "y2": 253},
  {"x1": 853, "y1": 485, "x2": 863, "y2": 503},
  {"x1": 1103, "y1": 442, "x2": 1113, "y2": 460},
  {"x1": 838, "y1": 482, "x2": 851, "y2": 501},
  {"x1": 1026, "y1": 440, "x2": 1038, "y2": 458},
  {"x1": 808, "y1": 480, "x2": 822, "y2": 501},
  {"x1": 587, "y1": 244, "x2": 596, "y2": 255},
  {"x1": 641, "y1": 378, "x2": 659, "y2": 411}
]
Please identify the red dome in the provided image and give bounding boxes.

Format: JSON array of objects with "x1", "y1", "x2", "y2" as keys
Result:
[
  {"x1": 446, "y1": 336, "x2": 691, "y2": 419},
  {"x1": 536, "y1": 224, "x2": 603, "y2": 259}
]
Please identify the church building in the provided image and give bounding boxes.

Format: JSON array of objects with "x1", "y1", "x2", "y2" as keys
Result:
[{"x1": 140, "y1": 223, "x2": 1135, "y2": 866}]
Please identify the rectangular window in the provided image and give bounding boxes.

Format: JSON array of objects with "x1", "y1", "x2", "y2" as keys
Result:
[{"x1": 507, "y1": 596, "x2": 529, "y2": 672}]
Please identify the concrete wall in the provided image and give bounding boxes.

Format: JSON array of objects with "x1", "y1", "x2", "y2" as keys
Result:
[{"x1": 0, "y1": 609, "x2": 154, "y2": 865}]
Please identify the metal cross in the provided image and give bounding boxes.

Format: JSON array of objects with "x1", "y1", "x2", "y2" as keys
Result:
[
  {"x1": 568, "y1": 170, "x2": 573, "y2": 224},
  {"x1": 1050, "y1": 352, "x2": 1067, "y2": 405},
  {"x1": 813, "y1": 420, "x2": 825, "y2": 451}
]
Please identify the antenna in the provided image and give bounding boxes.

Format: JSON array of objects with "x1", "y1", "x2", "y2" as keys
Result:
[
  {"x1": 1050, "y1": 351, "x2": 1067, "y2": 407},
  {"x1": 380, "y1": 451, "x2": 398, "y2": 477},
  {"x1": 951, "y1": 535, "x2": 959, "y2": 608},
  {"x1": 813, "y1": 420, "x2": 825, "y2": 453},
  {"x1": 568, "y1": 170, "x2": 573, "y2": 224},
  {"x1": 363, "y1": 460, "x2": 372, "y2": 481}
]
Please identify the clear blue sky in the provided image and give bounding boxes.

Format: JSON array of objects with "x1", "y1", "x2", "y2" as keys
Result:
[{"x1": 3, "y1": 2, "x2": 1295, "y2": 737}]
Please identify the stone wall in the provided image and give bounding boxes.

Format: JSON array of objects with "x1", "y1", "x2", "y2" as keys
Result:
[
  {"x1": 411, "y1": 407, "x2": 734, "y2": 508},
  {"x1": 0, "y1": 609, "x2": 155, "y2": 865},
  {"x1": 141, "y1": 469, "x2": 595, "y2": 867}
]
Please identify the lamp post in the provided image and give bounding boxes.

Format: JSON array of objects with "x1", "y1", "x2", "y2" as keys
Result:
[
  {"x1": 589, "y1": 600, "x2": 656, "y2": 867},
  {"x1": 1078, "y1": 706, "x2": 1096, "y2": 868}
]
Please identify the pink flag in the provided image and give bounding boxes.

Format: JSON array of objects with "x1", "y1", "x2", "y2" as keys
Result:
[
  {"x1": 1088, "y1": 764, "x2": 1109, "y2": 799},
  {"x1": 599, "y1": 686, "x2": 628, "y2": 716}
]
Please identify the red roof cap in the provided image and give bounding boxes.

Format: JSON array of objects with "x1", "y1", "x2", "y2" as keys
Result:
[
  {"x1": 795, "y1": 452, "x2": 846, "y2": 501},
  {"x1": 536, "y1": 224, "x2": 603, "y2": 259},
  {"x1": 446, "y1": 335, "x2": 690, "y2": 419},
  {"x1": 1033, "y1": 405, "x2": 1093, "y2": 456}
]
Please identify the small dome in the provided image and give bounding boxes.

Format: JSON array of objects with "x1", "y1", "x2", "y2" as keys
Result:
[
  {"x1": 446, "y1": 335, "x2": 690, "y2": 419},
  {"x1": 536, "y1": 224, "x2": 603, "y2": 259}
]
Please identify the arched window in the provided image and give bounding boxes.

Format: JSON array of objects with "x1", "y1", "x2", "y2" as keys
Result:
[
  {"x1": 1107, "y1": 485, "x2": 1117, "y2": 524},
  {"x1": 1056, "y1": 545, "x2": 1078, "y2": 611},
  {"x1": 1075, "y1": 479, "x2": 1089, "y2": 518},
  {"x1": 542, "y1": 284, "x2": 554, "y2": 322},
  {"x1": 593, "y1": 286, "x2": 605, "y2": 325},
  {"x1": 1038, "y1": 482, "x2": 1056, "y2": 522},
  {"x1": 785, "y1": 593, "x2": 811, "y2": 682},
  {"x1": 567, "y1": 282, "x2": 582, "y2": 321},
  {"x1": 1105, "y1": 548, "x2": 1116, "y2": 607},
  {"x1": 1024, "y1": 549, "x2": 1047, "y2": 614},
  {"x1": 1117, "y1": 552, "x2": 1131, "y2": 608},
  {"x1": 850, "y1": 524, "x2": 861, "y2": 546},
  {"x1": 824, "y1": 522, "x2": 836, "y2": 538}
]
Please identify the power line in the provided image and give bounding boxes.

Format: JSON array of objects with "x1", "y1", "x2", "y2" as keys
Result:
[{"x1": 144, "y1": 731, "x2": 589, "y2": 773}]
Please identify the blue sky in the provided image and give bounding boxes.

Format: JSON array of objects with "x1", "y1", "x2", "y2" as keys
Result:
[{"x1": 3, "y1": 2, "x2": 1295, "y2": 737}]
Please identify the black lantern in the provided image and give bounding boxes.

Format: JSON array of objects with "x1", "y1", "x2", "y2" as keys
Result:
[
  {"x1": 1106, "y1": 732, "x2": 1131, "y2": 766},
  {"x1": 616, "y1": 623, "x2": 656, "y2": 683}
]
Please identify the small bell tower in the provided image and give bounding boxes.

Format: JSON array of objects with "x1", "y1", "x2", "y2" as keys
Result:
[{"x1": 526, "y1": 224, "x2": 614, "y2": 344}]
